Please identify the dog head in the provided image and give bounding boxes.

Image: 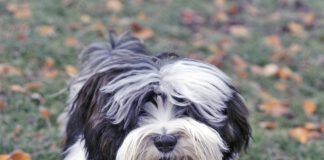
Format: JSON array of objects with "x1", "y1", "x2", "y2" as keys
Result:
[{"x1": 64, "y1": 32, "x2": 251, "y2": 160}]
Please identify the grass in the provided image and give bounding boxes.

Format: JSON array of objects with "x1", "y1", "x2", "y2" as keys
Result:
[{"x1": 0, "y1": 0, "x2": 323, "y2": 159}]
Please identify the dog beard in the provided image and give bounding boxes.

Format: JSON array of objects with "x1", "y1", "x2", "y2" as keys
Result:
[{"x1": 60, "y1": 31, "x2": 251, "y2": 160}]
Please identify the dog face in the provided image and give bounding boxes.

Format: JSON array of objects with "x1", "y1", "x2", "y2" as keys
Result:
[{"x1": 62, "y1": 33, "x2": 251, "y2": 160}]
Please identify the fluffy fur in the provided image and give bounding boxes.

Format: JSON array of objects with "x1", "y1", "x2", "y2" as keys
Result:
[{"x1": 60, "y1": 31, "x2": 251, "y2": 160}]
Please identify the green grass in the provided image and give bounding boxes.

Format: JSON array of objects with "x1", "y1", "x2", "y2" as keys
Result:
[{"x1": 0, "y1": 0, "x2": 323, "y2": 159}]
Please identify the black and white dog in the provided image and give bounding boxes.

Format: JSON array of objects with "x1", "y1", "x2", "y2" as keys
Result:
[{"x1": 60, "y1": 32, "x2": 251, "y2": 160}]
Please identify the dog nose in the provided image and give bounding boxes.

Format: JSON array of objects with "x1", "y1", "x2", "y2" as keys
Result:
[{"x1": 153, "y1": 135, "x2": 177, "y2": 153}]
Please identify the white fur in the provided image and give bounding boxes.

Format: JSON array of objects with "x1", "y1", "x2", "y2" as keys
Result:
[{"x1": 63, "y1": 138, "x2": 86, "y2": 160}]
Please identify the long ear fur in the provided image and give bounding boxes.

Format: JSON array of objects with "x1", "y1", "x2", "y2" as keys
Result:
[{"x1": 221, "y1": 90, "x2": 251, "y2": 160}]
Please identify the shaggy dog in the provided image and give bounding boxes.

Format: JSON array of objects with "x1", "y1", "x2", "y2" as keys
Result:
[{"x1": 60, "y1": 32, "x2": 251, "y2": 160}]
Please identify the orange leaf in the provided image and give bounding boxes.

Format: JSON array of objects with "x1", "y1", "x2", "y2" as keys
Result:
[
  {"x1": 106, "y1": 0, "x2": 123, "y2": 13},
  {"x1": 44, "y1": 70, "x2": 58, "y2": 79},
  {"x1": 25, "y1": 82, "x2": 42, "y2": 91},
  {"x1": 10, "y1": 85, "x2": 25, "y2": 93},
  {"x1": 0, "y1": 155, "x2": 9, "y2": 160},
  {"x1": 303, "y1": 100, "x2": 316, "y2": 116},
  {"x1": 265, "y1": 35, "x2": 282, "y2": 50},
  {"x1": 10, "y1": 150, "x2": 31, "y2": 160},
  {"x1": 64, "y1": 37, "x2": 79, "y2": 47},
  {"x1": 0, "y1": 99, "x2": 6, "y2": 110},
  {"x1": 37, "y1": 25, "x2": 55, "y2": 37},
  {"x1": 64, "y1": 65, "x2": 78, "y2": 77},
  {"x1": 287, "y1": 22, "x2": 306, "y2": 37},
  {"x1": 260, "y1": 100, "x2": 289, "y2": 116},
  {"x1": 289, "y1": 127, "x2": 309, "y2": 144},
  {"x1": 260, "y1": 121, "x2": 277, "y2": 130},
  {"x1": 131, "y1": 23, "x2": 154, "y2": 40},
  {"x1": 302, "y1": 12, "x2": 315, "y2": 27},
  {"x1": 229, "y1": 25, "x2": 250, "y2": 37},
  {"x1": 274, "y1": 82, "x2": 287, "y2": 91},
  {"x1": 0, "y1": 64, "x2": 22, "y2": 76},
  {"x1": 39, "y1": 107, "x2": 50, "y2": 120},
  {"x1": 277, "y1": 67, "x2": 293, "y2": 80}
]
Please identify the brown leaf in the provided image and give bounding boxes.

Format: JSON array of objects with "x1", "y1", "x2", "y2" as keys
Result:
[
  {"x1": 44, "y1": 70, "x2": 58, "y2": 79},
  {"x1": 287, "y1": 22, "x2": 306, "y2": 37},
  {"x1": 260, "y1": 100, "x2": 289, "y2": 116},
  {"x1": 289, "y1": 127, "x2": 309, "y2": 144},
  {"x1": 304, "y1": 122, "x2": 319, "y2": 130},
  {"x1": 25, "y1": 82, "x2": 42, "y2": 91},
  {"x1": 131, "y1": 23, "x2": 154, "y2": 40},
  {"x1": 10, "y1": 150, "x2": 31, "y2": 160},
  {"x1": 260, "y1": 121, "x2": 277, "y2": 130},
  {"x1": 229, "y1": 25, "x2": 249, "y2": 38},
  {"x1": 64, "y1": 65, "x2": 78, "y2": 77},
  {"x1": 213, "y1": 0, "x2": 225, "y2": 7},
  {"x1": 180, "y1": 9, "x2": 205, "y2": 25},
  {"x1": 64, "y1": 37, "x2": 79, "y2": 47},
  {"x1": 39, "y1": 107, "x2": 50, "y2": 120},
  {"x1": 277, "y1": 67, "x2": 293, "y2": 80},
  {"x1": 303, "y1": 100, "x2": 316, "y2": 116},
  {"x1": 44, "y1": 57, "x2": 55, "y2": 69},
  {"x1": 0, "y1": 99, "x2": 6, "y2": 110},
  {"x1": 106, "y1": 0, "x2": 123, "y2": 13},
  {"x1": 274, "y1": 82, "x2": 287, "y2": 91},
  {"x1": 0, "y1": 155, "x2": 9, "y2": 160},
  {"x1": 265, "y1": 35, "x2": 282, "y2": 50},
  {"x1": 37, "y1": 25, "x2": 55, "y2": 37},
  {"x1": 0, "y1": 64, "x2": 22, "y2": 76},
  {"x1": 263, "y1": 63, "x2": 279, "y2": 77},
  {"x1": 80, "y1": 15, "x2": 91, "y2": 24},
  {"x1": 6, "y1": 3, "x2": 31, "y2": 19},
  {"x1": 213, "y1": 12, "x2": 228, "y2": 23},
  {"x1": 10, "y1": 85, "x2": 25, "y2": 93},
  {"x1": 301, "y1": 12, "x2": 315, "y2": 27}
]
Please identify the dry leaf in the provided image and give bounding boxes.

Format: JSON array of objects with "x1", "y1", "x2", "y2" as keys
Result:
[
  {"x1": 260, "y1": 100, "x2": 289, "y2": 116},
  {"x1": 39, "y1": 107, "x2": 50, "y2": 120},
  {"x1": 0, "y1": 99, "x2": 6, "y2": 110},
  {"x1": 0, "y1": 64, "x2": 22, "y2": 76},
  {"x1": 277, "y1": 67, "x2": 293, "y2": 80},
  {"x1": 303, "y1": 100, "x2": 316, "y2": 116},
  {"x1": 304, "y1": 123, "x2": 318, "y2": 130},
  {"x1": 80, "y1": 15, "x2": 91, "y2": 23},
  {"x1": 44, "y1": 57, "x2": 55, "y2": 69},
  {"x1": 213, "y1": 12, "x2": 228, "y2": 23},
  {"x1": 25, "y1": 82, "x2": 42, "y2": 91},
  {"x1": 289, "y1": 127, "x2": 309, "y2": 144},
  {"x1": 229, "y1": 25, "x2": 249, "y2": 37},
  {"x1": 44, "y1": 70, "x2": 58, "y2": 79},
  {"x1": 214, "y1": 0, "x2": 225, "y2": 7},
  {"x1": 263, "y1": 63, "x2": 279, "y2": 77},
  {"x1": 10, "y1": 150, "x2": 31, "y2": 160},
  {"x1": 131, "y1": 23, "x2": 154, "y2": 40},
  {"x1": 6, "y1": 3, "x2": 31, "y2": 19},
  {"x1": 0, "y1": 155, "x2": 9, "y2": 160},
  {"x1": 37, "y1": 25, "x2": 55, "y2": 37},
  {"x1": 288, "y1": 22, "x2": 306, "y2": 37},
  {"x1": 64, "y1": 65, "x2": 78, "y2": 77},
  {"x1": 302, "y1": 12, "x2": 315, "y2": 27},
  {"x1": 106, "y1": 0, "x2": 123, "y2": 13},
  {"x1": 265, "y1": 35, "x2": 282, "y2": 50},
  {"x1": 274, "y1": 82, "x2": 287, "y2": 91},
  {"x1": 10, "y1": 85, "x2": 25, "y2": 93},
  {"x1": 64, "y1": 37, "x2": 79, "y2": 47},
  {"x1": 260, "y1": 121, "x2": 277, "y2": 130},
  {"x1": 231, "y1": 55, "x2": 248, "y2": 69}
]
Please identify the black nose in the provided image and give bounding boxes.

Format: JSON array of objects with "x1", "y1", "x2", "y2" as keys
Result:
[{"x1": 153, "y1": 135, "x2": 177, "y2": 153}]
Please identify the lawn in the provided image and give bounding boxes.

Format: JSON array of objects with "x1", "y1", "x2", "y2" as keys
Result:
[{"x1": 0, "y1": 0, "x2": 323, "y2": 159}]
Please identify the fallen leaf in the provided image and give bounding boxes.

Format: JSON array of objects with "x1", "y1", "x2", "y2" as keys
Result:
[
  {"x1": 6, "y1": 3, "x2": 31, "y2": 19},
  {"x1": 287, "y1": 22, "x2": 306, "y2": 37},
  {"x1": 260, "y1": 100, "x2": 289, "y2": 116},
  {"x1": 263, "y1": 63, "x2": 279, "y2": 77},
  {"x1": 303, "y1": 100, "x2": 316, "y2": 116},
  {"x1": 44, "y1": 57, "x2": 55, "y2": 69},
  {"x1": 260, "y1": 121, "x2": 277, "y2": 130},
  {"x1": 180, "y1": 9, "x2": 205, "y2": 25},
  {"x1": 302, "y1": 12, "x2": 315, "y2": 27},
  {"x1": 64, "y1": 65, "x2": 78, "y2": 77},
  {"x1": 10, "y1": 85, "x2": 25, "y2": 93},
  {"x1": 231, "y1": 55, "x2": 248, "y2": 69},
  {"x1": 131, "y1": 23, "x2": 154, "y2": 40},
  {"x1": 44, "y1": 70, "x2": 58, "y2": 79},
  {"x1": 39, "y1": 107, "x2": 50, "y2": 120},
  {"x1": 289, "y1": 127, "x2": 309, "y2": 144},
  {"x1": 213, "y1": 12, "x2": 228, "y2": 23},
  {"x1": 25, "y1": 82, "x2": 42, "y2": 91},
  {"x1": 274, "y1": 82, "x2": 287, "y2": 91},
  {"x1": 37, "y1": 25, "x2": 55, "y2": 37},
  {"x1": 10, "y1": 150, "x2": 31, "y2": 160},
  {"x1": 277, "y1": 67, "x2": 293, "y2": 80},
  {"x1": 0, "y1": 64, "x2": 22, "y2": 76},
  {"x1": 0, "y1": 155, "x2": 9, "y2": 160},
  {"x1": 80, "y1": 15, "x2": 91, "y2": 23},
  {"x1": 213, "y1": 0, "x2": 225, "y2": 7},
  {"x1": 0, "y1": 99, "x2": 6, "y2": 110},
  {"x1": 229, "y1": 25, "x2": 249, "y2": 38},
  {"x1": 106, "y1": 0, "x2": 123, "y2": 13},
  {"x1": 64, "y1": 37, "x2": 79, "y2": 47},
  {"x1": 265, "y1": 35, "x2": 282, "y2": 50},
  {"x1": 304, "y1": 122, "x2": 319, "y2": 130}
]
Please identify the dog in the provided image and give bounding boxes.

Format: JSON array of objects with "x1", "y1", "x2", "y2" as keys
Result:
[{"x1": 60, "y1": 31, "x2": 251, "y2": 160}]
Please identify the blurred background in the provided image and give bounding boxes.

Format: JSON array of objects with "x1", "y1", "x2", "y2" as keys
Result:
[{"x1": 0, "y1": 0, "x2": 323, "y2": 159}]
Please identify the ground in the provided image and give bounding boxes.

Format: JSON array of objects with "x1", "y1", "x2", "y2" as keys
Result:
[{"x1": 0, "y1": 0, "x2": 323, "y2": 159}]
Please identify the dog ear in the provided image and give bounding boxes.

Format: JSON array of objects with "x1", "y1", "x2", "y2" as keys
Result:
[
  {"x1": 221, "y1": 91, "x2": 251, "y2": 160},
  {"x1": 64, "y1": 71, "x2": 127, "y2": 159}
]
